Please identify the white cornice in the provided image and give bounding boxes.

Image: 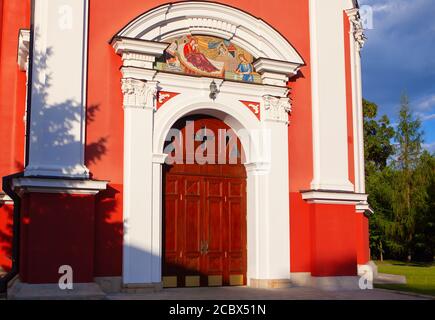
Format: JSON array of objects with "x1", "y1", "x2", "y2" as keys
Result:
[
  {"x1": 254, "y1": 58, "x2": 301, "y2": 77},
  {"x1": 0, "y1": 193, "x2": 13, "y2": 204},
  {"x1": 254, "y1": 57, "x2": 302, "y2": 86},
  {"x1": 112, "y1": 37, "x2": 169, "y2": 57},
  {"x1": 12, "y1": 177, "x2": 108, "y2": 195},
  {"x1": 115, "y1": 1, "x2": 304, "y2": 65},
  {"x1": 120, "y1": 66, "x2": 289, "y2": 99},
  {"x1": 301, "y1": 189, "x2": 368, "y2": 205},
  {"x1": 356, "y1": 202, "x2": 374, "y2": 216}
]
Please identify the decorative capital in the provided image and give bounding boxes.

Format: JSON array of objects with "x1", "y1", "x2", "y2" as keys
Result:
[
  {"x1": 18, "y1": 29, "x2": 31, "y2": 72},
  {"x1": 121, "y1": 79, "x2": 159, "y2": 109},
  {"x1": 346, "y1": 9, "x2": 366, "y2": 51},
  {"x1": 263, "y1": 95, "x2": 292, "y2": 124}
]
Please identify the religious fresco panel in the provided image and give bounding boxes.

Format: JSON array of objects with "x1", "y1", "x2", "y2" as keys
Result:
[{"x1": 156, "y1": 35, "x2": 261, "y2": 84}]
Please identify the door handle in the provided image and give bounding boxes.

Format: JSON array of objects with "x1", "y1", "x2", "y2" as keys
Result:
[
  {"x1": 200, "y1": 240, "x2": 209, "y2": 255},
  {"x1": 200, "y1": 240, "x2": 205, "y2": 254}
]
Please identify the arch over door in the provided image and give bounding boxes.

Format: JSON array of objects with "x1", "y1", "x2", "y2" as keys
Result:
[{"x1": 162, "y1": 116, "x2": 247, "y2": 287}]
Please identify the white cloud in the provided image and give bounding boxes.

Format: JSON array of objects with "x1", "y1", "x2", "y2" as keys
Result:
[
  {"x1": 416, "y1": 94, "x2": 435, "y2": 111},
  {"x1": 423, "y1": 142, "x2": 435, "y2": 153},
  {"x1": 421, "y1": 114, "x2": 435, "y2": 122}
]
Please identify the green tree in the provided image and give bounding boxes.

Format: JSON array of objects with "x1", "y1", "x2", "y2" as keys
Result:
[
  {"x1": 363, "y1": 99, "x2": 395, "y2": 260},
  {"x1": 412, "y1": 151, "x2": 435, "y2": 261},
  {"x1": 389, "y1": 93, "x2": 424, "y2": 261},
  {"x1": 363, "y1": 99, "x2": 395, "y2": 174},
  {"x1": 364, "y1": 95, "x2": 434, "y2": 262}
]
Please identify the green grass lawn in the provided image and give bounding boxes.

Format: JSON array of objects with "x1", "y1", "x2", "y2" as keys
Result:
[{"x1": 375, "y1": 260, "x2": 435, "y2": 296}]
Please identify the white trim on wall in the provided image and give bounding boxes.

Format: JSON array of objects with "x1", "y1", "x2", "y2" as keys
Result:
[
  {"x1": 116, "y1": 1, "x2": 304, "y2": 65},
  {"x1": 308, "y1": 0, "x2": 355, "y2": 192}
]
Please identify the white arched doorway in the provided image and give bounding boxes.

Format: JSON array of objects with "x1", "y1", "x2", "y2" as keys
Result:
[{"x1": 113, "y1": 1, "x2": 304, "y2": 289}]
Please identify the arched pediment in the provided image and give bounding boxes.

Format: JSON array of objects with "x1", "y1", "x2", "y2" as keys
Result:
[{"x1": 115, "y1": 1, "x2": 304, "y2": 65}]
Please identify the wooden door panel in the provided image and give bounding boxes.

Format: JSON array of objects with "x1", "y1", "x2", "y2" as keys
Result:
[
  {"x1": 204, "y1": 179, "x2": 225, "y2": 275},
  {"x1": 226, "y1": 179, "x2": 246, "y2": 284},
  {"x1": 183, "y1": 177, "x2": 202, "y2": 275},
  {"x1": 163, "y1": 176, "x2": 181, "y2": 275},
  {"x1": 163, "y1": 116, "x2": 247, "y2": 287}
]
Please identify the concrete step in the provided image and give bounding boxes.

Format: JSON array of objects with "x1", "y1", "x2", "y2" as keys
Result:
[
  {"x1": 7, "y1": 280, "x2": 106, "y2": 300},
  {"x1": 374, "y1": 273, "x2": 407, "y2": 285}
]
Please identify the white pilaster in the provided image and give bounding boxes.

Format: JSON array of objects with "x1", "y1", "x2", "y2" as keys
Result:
[
  {"x1": 25, "y1": 0, "x2": 90, "y2": 178},
  {"x1": 346, "y1": 8, "x2": 366, "y2": 194},
  {"x1": 245, "y1": 96, "x2": 291, "y2": 282},
  {"x1": 151, "y1": 153, "x2": 168, "y2": 283},
  {"x1": 309, "y1": 0, "x2": 354, "y2": 192},
  {"x1": 122, "y1": 78, "x2": 159, "y2": 285}
]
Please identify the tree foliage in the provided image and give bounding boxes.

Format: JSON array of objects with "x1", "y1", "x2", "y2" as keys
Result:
[{"x1": 364, "y1": 95, "x2": 434, "y2": 262}]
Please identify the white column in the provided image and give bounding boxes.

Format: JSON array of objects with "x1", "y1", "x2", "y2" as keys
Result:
[
  {"x1": 309, "y1": 0, "x2": 354, "y2": 192},
  {"x1": 151, "y1": 153, "x2": 167, "y2": 284},
  {"x1": 263, "y1": 96, "x2": 291, "y2": 279},
  {"x1": 246, "y1": 162, "x2": 270, "y2": 281},
  {"x1": 25, "y1": 0, "x2": 90, "y2": 178},
  {"x1": 246, "y1": 96, "x2": 291, "y2": 283},
  {"x1": 122, "y1": 78, "x2": 159, "y2": 284}
]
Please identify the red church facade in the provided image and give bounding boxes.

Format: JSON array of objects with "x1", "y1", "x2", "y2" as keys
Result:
[{"x1": 0, "y1": 0, "x2": 373, "y2": 297}]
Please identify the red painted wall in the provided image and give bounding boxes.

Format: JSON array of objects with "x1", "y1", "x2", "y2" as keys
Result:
[
  {"x1": 310, "y1": 204, "x2": 357, "y2": 276},
  {"x1": 0, "y1": 0, "x2": 30, "y2": 275},
  {"x1": 0, "y1": 203, "x2": 13, "y2": 273},
  {"x1": 289, "y1": 193, "x2": 312, "y2": 273},
  {"x1": 356, "y1": 213, "x2": 370, "y2": 264},
  {"x1": 20, "y1": 193, "x2": 96, "y2": 284}
]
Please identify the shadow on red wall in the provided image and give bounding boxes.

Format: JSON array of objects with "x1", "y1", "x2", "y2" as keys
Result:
[{"x1": 0, "y1": 204, "x2": 13, "y2": 273}]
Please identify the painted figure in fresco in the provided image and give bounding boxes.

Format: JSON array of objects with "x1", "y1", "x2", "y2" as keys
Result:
[
  {"x1": 183, "y1": 37, "x2": 219, "y2": 73},
  {"x1": 165, "y1": 41, "x2": 179, "y2": 66},
  {"x1": 235, "y1": 54, "x2": 254, "y2": 82}
]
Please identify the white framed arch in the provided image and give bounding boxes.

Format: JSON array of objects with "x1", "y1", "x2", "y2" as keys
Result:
[
  {"x1": 114, "y1": 1, "x2": 301, "y2": 289},
  {"x1": 154, "y1": 98, "x2": 263, "y2": 164},
  {"x1": 116, "y1": 1, "x2": 304, "y2": 65}
]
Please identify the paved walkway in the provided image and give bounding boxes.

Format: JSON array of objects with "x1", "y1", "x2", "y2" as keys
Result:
[{"x1": 107, "y1": 286, "x2": 432, "y2": 300}]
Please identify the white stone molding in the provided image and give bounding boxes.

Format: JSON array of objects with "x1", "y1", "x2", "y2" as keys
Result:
[
  {"x1": 346, "y1": 8, "x2": 366, "y2": 51},
  {"x1": 25, "y1": 0, "x2": 90, "y2": 179},
  {"x1": 308, "y1": 0, "x2": 354, "y2": 192},
  {"x1": 0, "y1": 193, "x2": 13, "y2": 204},
  {"x1": 11, "y1": 177, "x2": 108, "y2": 195},
  {"x1": 346, "y1": 8, "x2": 366, "y2": 195},
  {"x1": 121, "y1": 78, "x2": 159, "y2": 110},
  {"x1": 301, "y1": 189, "x2": 368, "y2": 205},
  {"x1": 115, "y1": 2, "x2": 304, "y2": 66},
  {"x1": 18, "y1": 29, "x2": 31, "y2": 72},
  {"x1": 254, "y1": 58, "x2": 301, "y2": 86},
  {"x1": 356, "y1": 201, "x2": 374, "y2": 216},
  {"x1": 112, "y1": 37, "x2": 168, "y2": 69},
  {"x1": 120, "y1": 71, "x2": 292, "y2": 287},
  {"x1": 263, "y1": 95, "x2": 292, "y2": 124}
]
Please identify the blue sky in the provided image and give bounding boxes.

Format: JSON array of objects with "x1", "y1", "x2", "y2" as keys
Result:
[{"x1": 358, "y1": 0, "x2": 435, "y2": 153}]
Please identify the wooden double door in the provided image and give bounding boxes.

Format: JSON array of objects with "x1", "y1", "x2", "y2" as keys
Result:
[{"x1": 162, "y1": 116, "x2": 247, "y2": 287}]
